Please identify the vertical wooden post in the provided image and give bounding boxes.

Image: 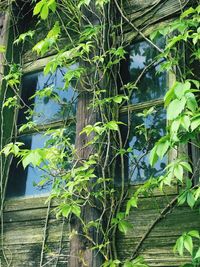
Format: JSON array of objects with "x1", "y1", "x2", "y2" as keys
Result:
[
  {"x1": 69, "y1": 91, "x2": 104, "y2": 267},
  {"x1": 68, "y1": 2, "x2": 106, "y2": 266}
]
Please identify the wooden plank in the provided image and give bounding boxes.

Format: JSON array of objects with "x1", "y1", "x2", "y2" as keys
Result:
[
  {"x1": 127, "y1": 185, "x2": 178, "y2": 197},
  {"x1": 4, "y1": 195, "x2": 63, "y2": 212},
  {"x1": 4, "y1": 195, "x2": 49, "y2": 211},
  {"x1": 125, "y1": 0, "x2": 189, "y2": 28},
  {"x1": 3, "y1": 221, "x2": 69, "y2": 245},
  {"x1": 122, "y1": 0, "x2": 189, "y2": 44},
  {"x1": 22, "y1": 55, "x2": 55, "y2": 74},
  {"x1": 0, "y1": 242, "x2": 69, "y2": 267}
]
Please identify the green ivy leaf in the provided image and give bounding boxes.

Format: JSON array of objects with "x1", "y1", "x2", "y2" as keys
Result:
[
  {"x1": 188, "y1": 230, "x2": 200, "y2": 239},
  {"x1": 0, "y1": 45, "x2": 6, "y2": 53},
  {"x1": 126, "y1": 196, "x2": 138, "y2": 215},
  {"x1": 149, "y1": 146, "x2": 159, "y2": 166},
  {"x1": 191, "y1": 117, "x2": 200, "y2": 131},
  {"x1": 184, "y1": 235, "x2": 193, "y2": 255},
  {"x1": 113, "y1": 95, "x2": 123, "y2": 104},
  {"x1": 185, "y1": 92, "x2": 198, "y2": 112},
  {"x1": 194, "y1": 247, "x2": 200, "y2": 259},
  {"x1": 180, "y1": 162, "x2": 192, "y2": 173},
  {"x1": 164, "y1": 82, "x2": 176, "y2": 107},
  {"x1": 78, "y1": 0, "x2": 91, "y2": 9},
  {"x1": 41, "y1": 4, "x2": 49, "y2": 20},
  {"x1": 187, "y1": 191, "x2": 195, "y2": 208},
  {"x1": 123, "y1": 261, "x2": 134, "y2": 267},
  {"x1": 180, "y1": 7, "x2": 195, "y2": 19},
  {"x1": 33, "y1": 0, "x2": 44, "y2": 15},
  {"x1": 96, "y1": 0, "x2": 109, "y2": 8},
  {"x1": 61, "y1": 204, "x2": 71, "y2": 218},
  {"x1": 174, "y1": 82, "x2": 190, "y2": 100},
  {"x1": 22, "y1": 150, "x2": 44, "y2": 169},
  {"x1": 186, "y1": 178, "x2": 192, "y2": 189},
  {"x1": 178, "y1": 191, "x2": 187, "y2": 206},
  {"x1": 118, "y1": 220, "x2": 132, "y2": 234},
  {"x1": 167, "y1": 97, "x2": 186, "y2": 120},
  {"x1": 174, "y1": 236, "x2": 184, "y2": 256},
  {"x1": 194, "y1": 187, "x2": 200, "y2": 200},
  {"x1": 174, "y1": 165, "x2": 183, "y2": 182},
  {"x1": 48, "y1": 0, "x2": 57, "y2": 13},
  {"x1": 14, "y1": 30, "x2": 35, "y2": 45},
  {"x1": 156, "y1": 140, "x2": 170, "y2": 159},
  {"x1": 181, "y1": 115, "x2": 190, "y2": 131},
  {"x1": 71, "y1": 205, "x2": 81, "y2": 218},
  {"x1": 106, "y1": 121, "x2": 119, "y2": 131}
]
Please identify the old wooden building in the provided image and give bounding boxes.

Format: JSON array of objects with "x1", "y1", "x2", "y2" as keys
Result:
[{"x1": 0, "y1": 0, "x2": 200, "y2": 266}]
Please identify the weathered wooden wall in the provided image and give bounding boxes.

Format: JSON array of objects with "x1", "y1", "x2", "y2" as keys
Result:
[
  {"x1": 117, "y1": 193, "x2": 200, "y2": 267},
  {"x1": 2, "y1": 190, "x2": 200, "y2": 267},
  {"x1": 2, "y1": 197, "x2": 70, "y2": 266},
  {"x1": 0, "y1": 1, "x2": 200, "y2": 267}
]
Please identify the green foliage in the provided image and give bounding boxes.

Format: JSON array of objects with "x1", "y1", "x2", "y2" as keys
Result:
[
  {"x1": 111, "y1": 212, "x2": 133, "y2": 234},
  {"x1": 33, "y1": 21, "x2": 60, "y2": 56},
  {"x1": 1, "y1": 1, "x2": 200, "y2": 267},
  {"x1": 3, "y1": 96, "x2": 18, "y2": 109},
  {"x1": 3, "y1": 64, "x2": 22, "y2": 88},
  {"x1": 33, "y1": 0, "x2": 57, "y2": 20},
  {"x1": 174, "y1": 231, "x2": 200, "y2": 266},
  {"x1": 123, "y1": 257, "x2": 149, "y2": 267},
  {"x1": 0, "y1": 142, "x2": 24, "y2": 156},
  {"x1": 14, "y1": 30, "x2": 35, "y2": 45},
  {"x1": 0, "y1": 45, "x2": 5, "y2": 53}
]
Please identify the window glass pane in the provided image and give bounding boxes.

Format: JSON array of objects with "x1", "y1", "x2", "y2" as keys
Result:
[
  {"x1": 129, "y1": 38, "x2": 167, "y2": 104},
  {"x1": 129, "y1": 107, "x2": 166, "y2": 183},
  {"x1": 6, "y1": 124, "x2": 75, "y2": 197},
  {"x1": 6, "y1": 133, "x2": 52, "y2": 197},
  {"x1": 18, "y1": 67, "x2": 77, "y2": 125}
]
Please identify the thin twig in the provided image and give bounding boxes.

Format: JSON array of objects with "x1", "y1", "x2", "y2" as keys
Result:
[
  {"x1": 130, "y1": 159, "x2": 200, "y2": 259},
  {"x1": 113, "y1": 0, "x2": 163, "y2": 53}
]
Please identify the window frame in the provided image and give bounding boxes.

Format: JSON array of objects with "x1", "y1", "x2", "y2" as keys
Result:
[
  {"x1": 119, "y1": 38, "x2": 178, "y2": 189},
  {"x1": 6, "y1": 55, "x2": 77, "y2": 198}
]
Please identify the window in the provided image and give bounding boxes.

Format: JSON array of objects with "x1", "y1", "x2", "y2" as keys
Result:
[
  {"x1": 120, "y1": 38, "x2": 168, "y2": 184},
  {"x1": 6, "y1": 65, "x2": 77, "y2": 197}
]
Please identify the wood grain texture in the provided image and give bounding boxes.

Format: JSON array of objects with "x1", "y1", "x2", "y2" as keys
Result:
[
  {"x1": 2, "y1": 195, "x2": 200, "y2": 266},
  {"x1": 1, "y1": 1, "x2": 199, "y2": 266}
]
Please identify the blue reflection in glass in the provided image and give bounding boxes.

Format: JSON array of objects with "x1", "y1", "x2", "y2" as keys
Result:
[
  {"x1": 7, "y1": 66, "x2": 77, "y2": 198},
  {"x1": 129, "y1": 39, "x2": 167, "y2": 104},
  {"x1": 6, "y1": 133, "x2": 52, "y2": 197},
  {"x1": 18, "y1": 67, "x2": 77, "y2": 125},
  {"x1": 129, "y1": 107, "x2": 166, "y2": 183}
]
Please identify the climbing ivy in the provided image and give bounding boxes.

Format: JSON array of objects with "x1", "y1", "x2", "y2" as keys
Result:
[{"x1": 0, "y1": 1, "x2": 200, "y2": 267}]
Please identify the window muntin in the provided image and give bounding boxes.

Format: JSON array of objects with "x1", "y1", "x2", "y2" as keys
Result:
[{"x1": 6, "y1": 66, "x2": 76, "y2": 198}]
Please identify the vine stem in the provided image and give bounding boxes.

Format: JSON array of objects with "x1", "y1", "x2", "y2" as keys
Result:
[
  {"x1": 113, "y1": 0, "x2": 163, "y2": 53},
  {"x1": 130, "y1": 159, "x2": 200, "y2": 260},
  {"x1": 130, "y1": 193, "x2": 179, "y2": 260},
  {"x1": 40, "y1": 198, "x2": 51, "y2": 267},
  {"x1": 54, "y1": 217, "x2": 65, "y2": 267}
]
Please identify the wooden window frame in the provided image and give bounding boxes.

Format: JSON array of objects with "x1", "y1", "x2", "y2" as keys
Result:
[
  {"x1": 6, "y1": 55, "x2": 77, "y2": 198},
  {"x1": 119, "y1": 39, "x2": 178, "y2": 192}
]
